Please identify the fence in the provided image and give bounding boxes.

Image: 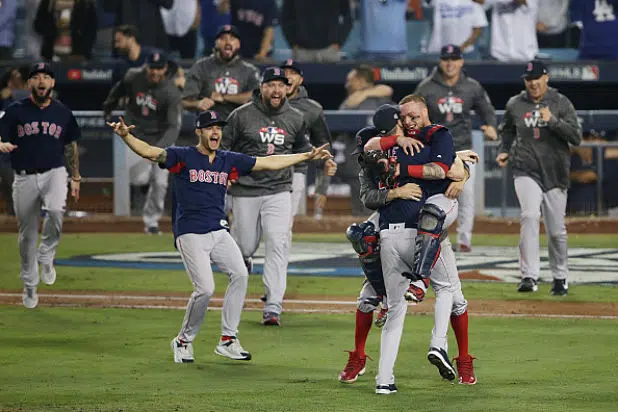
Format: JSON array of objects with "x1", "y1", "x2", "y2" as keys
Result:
[{"x1": 67, "y1": 110, "x2": 618, "y2": 217}]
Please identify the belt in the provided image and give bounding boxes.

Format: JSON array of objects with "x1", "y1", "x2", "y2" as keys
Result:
[
  {"x1": 379, "y1": 221, "x2": 417, "y2": 231},
  {"x1": 17, "y1": 168, "x2": 52, "y2": 175}
]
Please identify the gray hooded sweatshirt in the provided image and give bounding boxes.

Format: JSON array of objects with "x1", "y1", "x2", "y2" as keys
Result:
[
  {"x1": 498, "y1": 87, "x2": 582, "y2": 191},
  {"x1": 414, "y1": 67, "x2": 496, "y2": 151},
  {"x1": 222, "y1": 91, "x2": 311, "y2": 197}
]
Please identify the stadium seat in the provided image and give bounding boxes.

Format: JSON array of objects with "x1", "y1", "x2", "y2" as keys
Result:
[{"x1": 537, "y1": 48, "x2": 579, "y2": 62}]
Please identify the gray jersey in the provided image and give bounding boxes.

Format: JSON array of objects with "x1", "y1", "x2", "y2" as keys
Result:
[
  {"x1": 222, "y1": 93, "x2": 311, "y2": 197},
  {"x1": 182, "y1": 55, "x2": 260, "y2": 120},
  {"x1": 103, "y1": 67, "x2": 182, "y2": 147},
  {"x1": 359, "y1": 166, "x2": 388, "y2": 210},
  {"x1": 498, "y1": 87, "x2": 582, "y2": 191},
  {"x1": 414, "y1": 67, "x2": 496, "y2": 151},
  {"x1": 288, "y1": 86, "x2": 332, "y2": 174}
]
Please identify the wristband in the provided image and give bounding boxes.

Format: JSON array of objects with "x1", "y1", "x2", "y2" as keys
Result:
[{"x1": 379, "y1": 135, "x2": 398, "y2": 151}]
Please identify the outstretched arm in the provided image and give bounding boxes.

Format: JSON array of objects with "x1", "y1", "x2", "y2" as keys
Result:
[
  {"x1": 107, "y1": 117, "x2": 166, "y2": 164},
  {"x1": 253, "y1": 144, "x2": 332, "y2": 171}
]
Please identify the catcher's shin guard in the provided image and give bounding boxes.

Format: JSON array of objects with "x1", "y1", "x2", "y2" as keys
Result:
[
  {"x1": 412, "y1": 203, "x2": 448, "y2": 279},
  {"x1": 346, "y1": 221, "x2": 386, "y2": 296}
]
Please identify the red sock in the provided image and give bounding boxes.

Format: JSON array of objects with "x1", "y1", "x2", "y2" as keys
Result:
[
  {"x1": 450, "y1": 310, "x2": 469, "y2": 358},
  {"x1": 355, "y1": 309, "x2": 373, "y2": 357},
  {"x1": 221, "y1": 335, "x2": 234, "y2": 342}
]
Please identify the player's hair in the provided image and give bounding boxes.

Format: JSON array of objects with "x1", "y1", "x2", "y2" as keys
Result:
[
  {"x1": 115, "y1": 25, "x2": 140, "y2": 42},
  {"x1": 353, "y1": 65, "x2": 376, "y2": 85},
  {"x1": 399, "y1": 94, "x2": 427, "y2": 106}
]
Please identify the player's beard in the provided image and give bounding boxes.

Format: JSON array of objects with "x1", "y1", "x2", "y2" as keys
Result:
[
  {"x1": 265, "y1": 94, "x2": 286, "y2": 110},
  {"x1": 215, "y1": 45, "x2": 239, "y2": 62},
  {"x1": 31, "y1": 86, "x2": 52, "y2": 104}
]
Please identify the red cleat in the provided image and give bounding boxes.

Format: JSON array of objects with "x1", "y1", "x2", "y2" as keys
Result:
[
  {"x1": 454, "y1": 355, "x2": 477, "y2": 385},
  {"x1": 338, "y1": 350, "x2": 369, "y2": 383},
  {"x1": 457, "y1": 244, "x2": 472, "y2": 253}
]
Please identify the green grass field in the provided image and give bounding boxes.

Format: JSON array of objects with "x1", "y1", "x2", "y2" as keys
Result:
[{"x1": 0, "y1": 233, "x2": 617, "y2": 411}]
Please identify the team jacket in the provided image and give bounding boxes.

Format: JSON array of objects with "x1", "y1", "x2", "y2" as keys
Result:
[
  {"x1": 414, "y1": 67, "x2": 496, "y2": 151},
  {"x1": 221, "y1": 91, "x2": 311, "y2": 197},
  {"x1": 287, "y1": 86, "x2": 332, "y2": 174},
  {"x1": 182, "y1": 54, "x2": 260, "y2": 120},
  {"x1": 498, "y1": 87, "x2": 582, "y2": 191},
  {"x1": 103, "y1": 67, "x2": 182, "y2": 147}
]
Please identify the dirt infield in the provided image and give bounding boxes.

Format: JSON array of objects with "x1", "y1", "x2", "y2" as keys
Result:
[
  {"x1": 2, "y1": 214, "x2": 618, "y2": 234},
  {"x1": 1, "y1": 289, "x2": 617, "y2": 319}
]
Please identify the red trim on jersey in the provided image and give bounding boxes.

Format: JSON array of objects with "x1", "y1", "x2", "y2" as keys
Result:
[
  {"x1": 379, "y1": 135, "x2": 398, "y2": 151},
  {"x1": 424, "y1": 125, "x2": 445, "y2": 142},
  {"x1": 229, "y1": 166, "x2": 239, "y2": 181},
  {"x1": 169, "y1": 161, "x2": 186, "y2": 174},
  {"x1": 407, "y1": 165, "x2": 423, "y2": 178}
]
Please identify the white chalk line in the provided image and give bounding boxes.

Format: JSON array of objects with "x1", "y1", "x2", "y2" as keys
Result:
[{"x1": 1, "y1": 292, "x2": 617, "y2": 320}]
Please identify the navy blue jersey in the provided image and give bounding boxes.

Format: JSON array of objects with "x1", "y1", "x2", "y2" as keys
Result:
[
  {"x1": 378, "y1": 125, "x2": 455, "y2": 230},
  {"x1": 164, "y1": 146, "x2": 256, "y2": 239},
  {"x1": 0, "y1": 97, "x2": 80, "y2": 171}
]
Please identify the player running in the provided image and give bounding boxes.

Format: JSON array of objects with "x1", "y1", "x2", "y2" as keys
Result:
[
  {"x1": 0, "y1": 63, "x2": 81, "y2": 309},
  {"x1": 107, "y1": 111, "x2": 332, "y2": 364}
]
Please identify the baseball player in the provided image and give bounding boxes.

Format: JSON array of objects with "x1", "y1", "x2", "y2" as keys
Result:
[
  {"x1": 106, "y1": 111, "x2": 331, "y2": 363},
  {"x1": 0, "y1": 63, "x2": 81, "y2": 309},
  {"x1": 367, "y1": 98, "x2": 477, "y2": 387},
  {"x1": 340, "y1": 103, "x2": 478, "y2": 389},
  {"x1": 280, "y1": 59, "x2": 336, "y2": 219},
  {"x1": 496, "y1": 60, "x2": 581, "y2": 296},
  {"x1": 103, "y1": 51, "x2": 182, "y2": 234},
  {"x1": 338, "y1": 106, "x2": 426, "y2": 385},
  {"x1": 414, "y1": 44, "x2": 497, "y2": 252},
  {"x1": 221, "y1": 67, "x2": 312, "y2": 326},
  {"x1": 182, "y1": 24, "x2": 260, "y2": 121}
]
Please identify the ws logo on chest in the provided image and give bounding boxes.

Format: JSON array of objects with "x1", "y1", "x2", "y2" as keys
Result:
[
  {"x1": 214, "y1": 77, "x2": 240, "y2": 95},
  {"x1": 136, "y1": 92, "x2": 158, "y2": 116},
  {"x1": 437, "y1": 96, "x2": 464, "y2": 122},
  {"x1": 523, "y1": 111, "x2": 547, "y2": 128},
  {"x1": 17, "y1": 122, "x2": 63, "y2": 138}
]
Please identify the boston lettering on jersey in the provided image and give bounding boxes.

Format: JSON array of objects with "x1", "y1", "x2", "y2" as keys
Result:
[
  {"x1": 0, "y1": 97, "x2": 80, "y2": 171},
  {"x1": 164, "y1": 146, "x2": 256, "y2": 239}
]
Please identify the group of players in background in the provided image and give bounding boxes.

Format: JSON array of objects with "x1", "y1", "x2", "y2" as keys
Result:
[{"x1": 0, "y1": 21, "x2": 581, "y2": 394}]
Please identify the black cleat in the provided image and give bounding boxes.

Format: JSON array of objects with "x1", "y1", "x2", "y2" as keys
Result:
[
  {"x1": 550, "y1": 279, "x2": 568, "y2": 296},
  {"x1": 517, "y1": 277, "x2": 538, "y2": 292}
]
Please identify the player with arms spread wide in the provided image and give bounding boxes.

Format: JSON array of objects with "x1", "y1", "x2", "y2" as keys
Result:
[{"x1": 107, "y1": 111, "x2": 331, "y2": 364}]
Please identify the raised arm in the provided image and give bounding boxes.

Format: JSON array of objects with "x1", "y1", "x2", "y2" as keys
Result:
[
  {"x1": 253, "y1": 144, "x2": 332, "y2": 171},
  {"x1": 107, "y1": 117, "x2": 166, "y2": 164}
]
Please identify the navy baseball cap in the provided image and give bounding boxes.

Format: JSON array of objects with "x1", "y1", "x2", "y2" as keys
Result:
[
  {"x1": 351, "y1": 127, "x2": 379, "y2": 155},
  {"x1": 440, "y1": 44, "x2": 462, "y2": 60},
  {"x1": 195, "y1": 110, "x2": 227, "y2": 129},
  {"x1": 261, "y1": 66, "x2": 289, "y2": 85},
  {"x1": 216, "y1": 24, "x2": 240, "y2": 40},
  {"x1": 146, "y1": 51, "x2": 168, "y2": 69},
  {"x1": 280, "y1": 59, "x2": 303, "y2": 76},
  {"x1": 521, "y1": 60, "x2": 548, "y2": 79},
  {"x1": 28, "y1": 62, "x2": 54, "y2": 79},
  {"x1": 373, "y1": 104, "x2": 401, "y2": 135}
]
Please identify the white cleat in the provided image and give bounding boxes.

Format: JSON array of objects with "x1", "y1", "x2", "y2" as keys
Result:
[
  {"x1": 214, "y1": 337, "x2": 252, "y2": 361},
  {"x1": 41, "y1": 263, "x2": 57, "y2": 286},
  {"x1": 171, "y1": 338, "x2": 194, "y2": 363},
  {"x1": 22, "y1": 287, "x2": 39, "y2": 309}
]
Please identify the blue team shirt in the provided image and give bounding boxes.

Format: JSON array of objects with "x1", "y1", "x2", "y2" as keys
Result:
[
  {"x1": 378, "y1": 126, "x2": 455, "y2": 230},
  {"x1": 231, "y1": 0, "x2": 279, "y2": 58},
  {"x1": 164, "y1": 146, "x2": 256, "y2": 238},
  {"x1": 571, "y1": 0, "x2": 618, "y2": 60},
  {"x1": 0, "y1": 97, "x2": 80, "y2": 171}
]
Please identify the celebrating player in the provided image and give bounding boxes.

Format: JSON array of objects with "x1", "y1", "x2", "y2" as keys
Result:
[
  {"x1": 221, "y1": 67, "x2": 313, "y2": 327},
  {"x1": 280, "y1": 59, "x2": 336, "y2": 220},
  {"x1": 414, "y1": 44, "x2": 497, "y2": 252},
  {"x1": 107, "y1": 111, "x2": 332, "y2": 364},
  {"x1": 182, "y1": 25, "x2": 260, "y2": 120},
  {"x1": 0, "y1": 63, "x2": 81, "y2": 309},
  {"x1": 103, "y1": 51, "x2": 182, "y2": 235},
  {"x1": 496, "y1": 60, "x2": 581, "y2": 295}
]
